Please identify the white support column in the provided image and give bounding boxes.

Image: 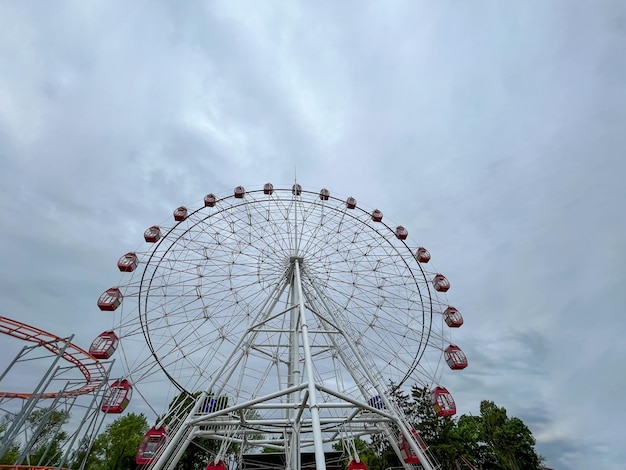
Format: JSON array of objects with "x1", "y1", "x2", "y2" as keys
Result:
[
  {"x1": 306, "y1": 271, "x2": 438, "y2": 470},
  {"x1": 288, "y1": 281, "x2": 301, "y2": 470},
  {"x1": 293, "y1": 259, "x2": 326, "y2": 470},
  {"x1": 153, "y1": 271, "x2": 290, "y2": 470}
]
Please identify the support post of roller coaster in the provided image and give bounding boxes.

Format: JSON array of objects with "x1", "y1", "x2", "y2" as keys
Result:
[
  {"x1": 0, "y1": 345, "x2": 29, "y2": 383},
  {"x1": 36, "y1": 396, "x2": 77, "y2": 468},
  {"x1": 15, "y1": 381, "x2": 72, "y2": 466},
  {"x1": 66, "y1": 360, "x2": 115, "y2": 470},
  {"x1": 0, "y1": 335, "x2": 73, "y2": 457}
]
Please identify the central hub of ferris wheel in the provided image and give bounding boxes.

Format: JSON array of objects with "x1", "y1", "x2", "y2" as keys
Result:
[
  {"x1": 93, "y1": 183, "x2": 468, "y2": 470},
  {"x1": 287, "y1": 256, "x2": 305, "y2": 282}
]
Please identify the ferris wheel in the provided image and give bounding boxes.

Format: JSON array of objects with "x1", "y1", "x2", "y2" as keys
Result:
[{"x1": 91, "y1": 183, "x2": 467, "y2": 470}]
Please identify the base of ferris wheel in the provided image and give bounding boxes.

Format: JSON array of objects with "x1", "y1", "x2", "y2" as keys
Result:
[
  {"x1": 149, "y1": 377, "x2": 441, "y2": 470},
  {"x1": 151, "y1": 390, "x2": 440, "y2": 470},
  {"x1": 140, "y1": 257, "x2": 445, "y2": 470}
]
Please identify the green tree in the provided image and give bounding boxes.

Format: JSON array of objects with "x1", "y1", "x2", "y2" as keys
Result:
[
  {"x1": 477, "y1": 400, "x2": 542, "y2": 470},
  {"x1": 24, "y1": 408, "x2": 70, "y2": 466},
  {"x1": 89, "y1": 412, "x2": 148, "y2": 470},
  {"x1": 407, "y1": 385, "x2": 465, "y2": 469},
  {"x1": 454, "y1": 414, "x2": 483, "y2": 468},
  {"x1": 68, "y1": 434, "x2": 101, "y2": 470},
  {"x1": 382, "y1": 386, "x2": 543, "y2": 470},
  {"x1": 1, "y1": 408, "x2": 69, "y2": 467},
  {"x1": 0, "y1": 414, "x2": 21, "y2": 465}
]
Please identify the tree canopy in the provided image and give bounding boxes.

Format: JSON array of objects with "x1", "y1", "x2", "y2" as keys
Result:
[
  {"x1": 0, "y1": 414, "x2": 20, "y2": 466},
  {"x1": 0, "y1": 407, "x2": 70, "y2": 467},
  {"x1": 87, "y1": 412, "x2": 148, "y2": 470},
  {"x1": 375, "y1": 385, "x2": 544, "y2": 470}
]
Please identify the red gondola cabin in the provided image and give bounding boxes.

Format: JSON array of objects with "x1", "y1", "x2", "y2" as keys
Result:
[
  {"x1": 395, "y1": 226, "x2": 408, "y2": 240},
  {"x1": 371, "y1": 209, "x2": 383, "y2": 222},
  {"x1": 204, "y1": 193, "x2": 216, "y2": 207},
  {"x1": 433, "y1": 274, "x2": 450, "y2": 292},
  {"x1": 444, "y1": 344, "x2": 468, "y2": 370},
  {"x1": 263, "y1": 183, "x2": 274, "y2": 195},
  {"x1": 97, "y1": 288, "x2": 123, "y2": 311},
  {"x1": 101, "y1": 379, "x2": 132, "y2": 413},
  {"x1": 431, "y1": 386, "x2": 456, "y2": 416},
  {"x1": 319, "y1": 188, "x2": 330, "y2": 200},
  {"x1": 401, "y1": 429, "x2": 427, "y2": 464},
  {"x1": 136, "y1": 426, "x2": 167, "y2": 465},
  {"x1": 205, "y1": 460, "x2": 226, "y2": 470},
  {"x1": 346, "y1": 197, "x2": 357, "y2": 209},
  {"x1": 234, "y1": 186, "x2": 245, "y2": 198},
  {"x1": 292, "y1": 184, "x2": 302, "y2": 195},
  {"x1": 144, "y1": 226, "x2": 161, "y2": 243},
  {"x1": 347, "y1": 459, "x2": 368, "y2": 470},
  {"x1": 415, "y1": 247, "x2": 431, "y2": 263},
  {"x1": 173, "y1": 206, "x2": 188, "y2": 221},
  {"x1": 117, "y1": 252, "x2": 138, "y2": 272},
  {"x1": 444, "y1": 306, "x2": 463, "y2": 327},
  {"x1": 89, "y1": 331, "x2": 119, "y2": 359}
]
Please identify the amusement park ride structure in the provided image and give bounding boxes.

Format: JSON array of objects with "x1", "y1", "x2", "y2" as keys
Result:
[
  {"x1": 0, "y1": 183, "x2": 469, "y2": 470},
  {"x1": 92, "y1": 183, "x2": 469, "y2": 470},
  {"x1": 0, "y1": 316, "x2": 113, "y2": 469}
]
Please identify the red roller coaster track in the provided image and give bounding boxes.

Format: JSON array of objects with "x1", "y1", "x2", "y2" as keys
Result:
[{"x1": 0, "y1": 316, "x2": 108, "y2": 399}]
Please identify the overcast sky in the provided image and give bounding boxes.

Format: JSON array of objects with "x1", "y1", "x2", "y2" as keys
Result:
[{"x1": 1, "y1": 1, "x2": 625, "y2": 469}]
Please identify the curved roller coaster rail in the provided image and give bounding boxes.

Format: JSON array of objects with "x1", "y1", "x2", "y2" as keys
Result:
[{"x1": 0, "y1": 315, "x2": 108, "y2": 399}]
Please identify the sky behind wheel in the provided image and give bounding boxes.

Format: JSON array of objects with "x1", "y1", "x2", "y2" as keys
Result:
[{"x1": 0, "y1": 2, "x2": 624, "y2": 469}]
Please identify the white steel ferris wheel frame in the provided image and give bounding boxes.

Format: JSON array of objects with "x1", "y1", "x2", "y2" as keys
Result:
[
  {"x1": 153, "y1": 257, "x2": 438, "y2": 470},
  {"x1": 107, "y1": 185, "x2": 459, "y2": 470}
]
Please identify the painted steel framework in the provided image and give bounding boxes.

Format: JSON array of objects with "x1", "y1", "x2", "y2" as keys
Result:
[
  {"x1": 0, "y1": 316, "x2": 112, "y2": 469},
  {"x1": 105, "y1": 184, "x2": 464, "y2": 470}
]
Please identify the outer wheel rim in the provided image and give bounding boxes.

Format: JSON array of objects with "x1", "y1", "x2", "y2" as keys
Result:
[{"x1": 113, "y1": 186, "x2": 452, "y2": 402}]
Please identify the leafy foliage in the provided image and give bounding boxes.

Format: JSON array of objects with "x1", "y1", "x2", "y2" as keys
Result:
[
  {"x1": 0, "y1": 414, "x2": 20, "y2": 465},
  {"x1": 68, "y1": 434, "x2": 100, "y2": 470},
  {"x1": 0, "y1": 408, "x2": 70, "y2": 467},
  {"x1": 385, "y1": 386, "x2": 544, "y2": 470},
  {"x1": 88, "y1": 412, "x2": 148, "y2": 470},
  {"x1": 24, "y1": 408, "x2": 70, "y2": 466},
  {"x1": 333, "y1": 437, "x2": 379, "y2": 469},
  {"x1": 477, "y1": 400, "x2": 542, "y2": 470}
]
